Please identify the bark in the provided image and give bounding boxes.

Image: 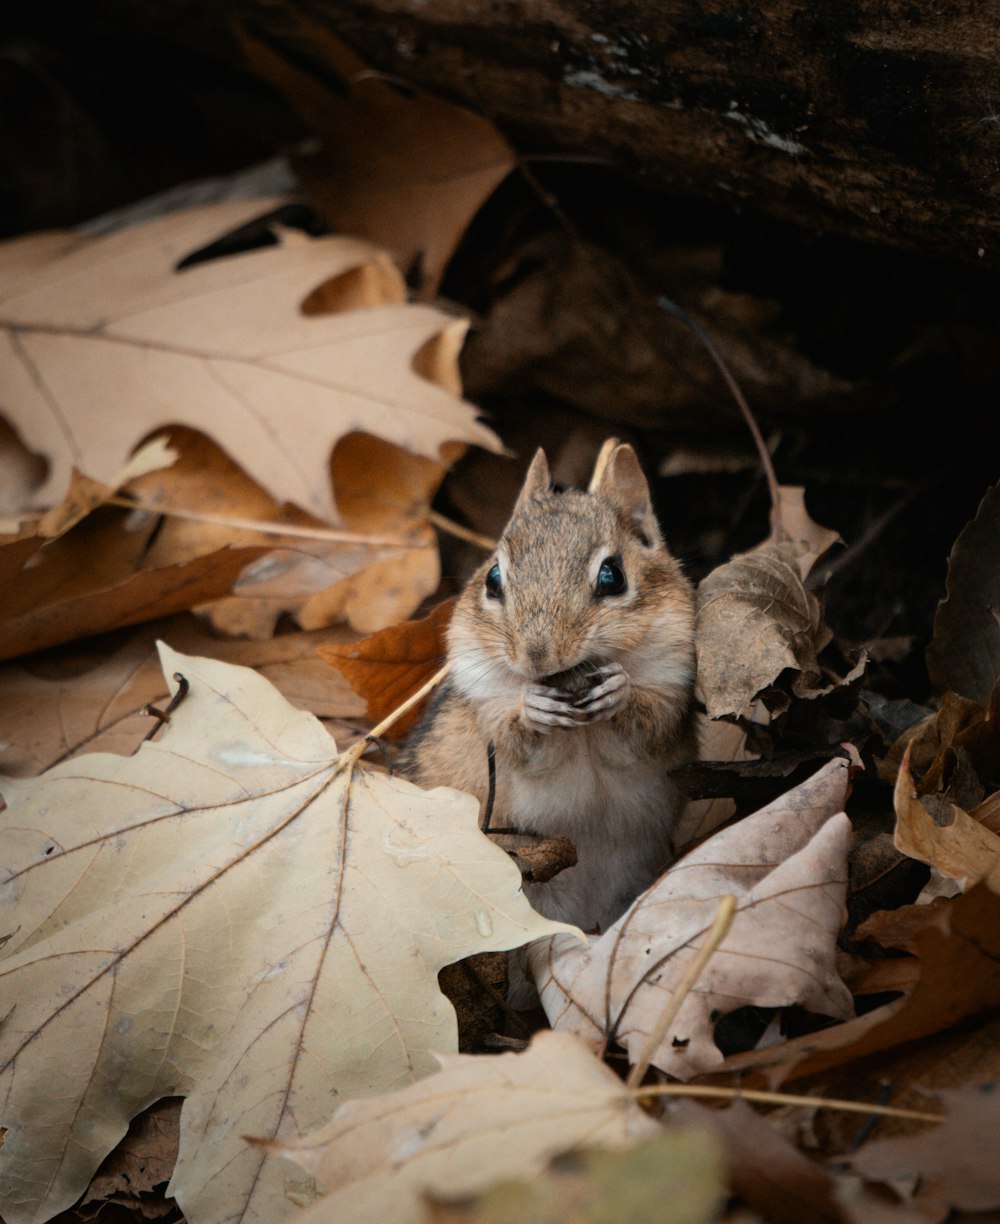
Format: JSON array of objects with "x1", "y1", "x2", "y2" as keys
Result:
[{"x1": 82, "y1": 0, "x2": 1000, "y2": 274}]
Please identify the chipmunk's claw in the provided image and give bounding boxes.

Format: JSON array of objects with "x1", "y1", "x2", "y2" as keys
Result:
[{"x1": 571, "y1": 662, "x2": 630, "y2": 722}]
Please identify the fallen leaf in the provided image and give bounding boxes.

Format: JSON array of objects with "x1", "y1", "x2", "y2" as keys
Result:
[
  {"x1": 849, "y1": 1084, "x2": 1000, "y2": 1217},
  {"x1": 771, "y1": 486, "x2": 841, "y2": 577},
  {"x1": 0, "y1": 197, "x2": 499, "y2": 522},
  {"x1": 0, "y1": 476, "x2": 266, "y2": 663},
  {"x1": 0, "y1": 614, "x2": 365, "y2": 777},
  {"x1": 425, "y1": 1126, "x2": 726, "y2": 1224},
  {"x1": 263, "y1": 1031, "x2": 660, "y2": 1224},
  {"x1": 319, "y1": 598, "x2": 454, "y2": 737},
  {"x1": 530, "y1": 758, "x2": 854, "y2": 1079},
  {"x1": 696, "y1": 539, "x2": 831, "y2": 720},
  {"x1": 0, "y1": 646, "x2": 573, "y2": 1224},
  {"x1": 719, "y1": 884, "x2": 1000, "y2": 1085},
  {"x1": 79, "y1": 1099, "x2": 182, "y2": 1218},
  {"x1": 893, "y1": 746, "x2": 1000, "y2": 892},
  {"x1": 239, "y1": 23, "x2": 515, "y2": 298},
  {"x1": 927, "y1": 480, "x2": 1000, "y2": 706}
]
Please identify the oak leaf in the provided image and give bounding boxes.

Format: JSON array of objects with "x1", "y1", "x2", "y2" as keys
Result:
[
  {"x1": 0, "y1": 197, "x2": 498, "y2": 522},
  {"x1": 0, "y1": 647, "x2": 573, "y2": 1224},
  {"x1": 263, "y1": 1031, "x2": 660, "y2": 1224},
  {"x1": 529, "y1": 758, "x2": 854, "y2": 1079}
]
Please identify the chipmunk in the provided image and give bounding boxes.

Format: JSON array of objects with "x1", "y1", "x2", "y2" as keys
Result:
[{"x1": 400, "y1": 442, "x2": 697, "y2": 934}]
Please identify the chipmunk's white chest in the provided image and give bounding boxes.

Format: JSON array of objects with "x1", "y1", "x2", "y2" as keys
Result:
[{"x1": 504, "y1": 727, "x2": 678, "y2": 932}]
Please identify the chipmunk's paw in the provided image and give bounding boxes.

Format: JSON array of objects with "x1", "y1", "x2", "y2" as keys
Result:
[
  {"x1": 523, "y1": 685, "x2": 587, "y2": 733},
  {"x1": 571, "y1": 662, "x2": 630, "y2": 722}
]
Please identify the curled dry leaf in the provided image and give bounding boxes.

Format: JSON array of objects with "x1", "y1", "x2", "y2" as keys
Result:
[
  {"x1": 696, "y1": 539, "x2": 831, "y2": 720},
  {"x1": 0, "y1": 197, "x2": 498, "y2": 522},
  {"x1": 263, "y1": 1031, "x2": 660, "y2": 1224},
  {"x1": 0, "y1": 647, "x2": 573, "y2": 1224},
  {"x1": 927, "y1": 480, "x2": 1000, "y2": 706},
  {"x1": 893, "y1": 745, "x2": 1000, "y2": 893},
  {"x1": 529, "y1": 758, "x2": 855, "y2": 1079}
]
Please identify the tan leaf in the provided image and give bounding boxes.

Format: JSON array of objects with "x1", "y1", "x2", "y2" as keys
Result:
[
  {"x1": 80, "y1": 1099, "x2": 182, "y2": 1216},
  {"x1": 849, "y1": 1084, "x2": 1000, "y2": 1216},
  {"x1": 319, "y1": 598, "x2": 454, "y2": 737},
  {"x1": 0, "y1": 646, "x2": 573, "y2": 1224},
  {"x1": 771, "y1": 485, "x2": 841, "y2": 578},
  {"x1": 719, "y1": 884, "x2": 1000, "y2": 1085},
  {"x1": 0, "y1": 198, "x2": 499, "y2": 522},
  {"x1": 0, "y1": 614, "x2": 365, "y2": 777},
  {"x1": 696, "y1": 539, "x2": 831, "y2": 719},
  {"x1": 263, "y1": 1031, "x2": 660, "y2": 1224},
  {"x1": 240, "y1": 24, "x2": 515, "y2": 299},
  {"x1": 893, "y1": 746, "x2": 1000, "y2": 892},
  {"x1": 530, "y1": 758, "x2": 855, "y2": 1079}
]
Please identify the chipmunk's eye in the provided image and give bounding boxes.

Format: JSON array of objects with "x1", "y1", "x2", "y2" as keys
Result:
[
  {"x1": 595, "y1": 556, "x2": 627, "y2": 597},
  {"x1": 485, "y1": 562, "x2": 503, "y2": 600}
]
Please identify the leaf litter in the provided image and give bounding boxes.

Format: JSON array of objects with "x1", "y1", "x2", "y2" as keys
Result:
[{"x1": 0, "y1": 46, "x2": 999, "y2": 1224}]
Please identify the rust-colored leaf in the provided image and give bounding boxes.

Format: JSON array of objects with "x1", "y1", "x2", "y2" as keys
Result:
[{"x1": 318, "y1": 598, "x2": 455, "y2": 737}]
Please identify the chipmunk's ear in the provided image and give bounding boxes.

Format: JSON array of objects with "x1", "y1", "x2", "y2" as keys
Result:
[
  {"x1": 511, "y1": 448, "x2": 551, "y2": 518},
  {"x1": 595, "y1": 444, "x2": 663, "y2": 547}
]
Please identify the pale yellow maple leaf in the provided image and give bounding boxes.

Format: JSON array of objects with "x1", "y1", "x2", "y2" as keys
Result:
[
  {"x1": 265, "y1": 1030, "x2": 662, "y2": 1224},
  {"x1": 529, "y1": 758, "x2": 855, "y2": 1079},
  {"x1": 0, "y1": 646, "x2": 575, "y2": 1224},
  {"x1": 0, "y1": 197, "x2": 499, "y2": 521}
]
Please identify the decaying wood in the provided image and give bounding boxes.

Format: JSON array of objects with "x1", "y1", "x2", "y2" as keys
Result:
[{"x1": 73, "y1": 0, "x2": 1000, "y2": 273}]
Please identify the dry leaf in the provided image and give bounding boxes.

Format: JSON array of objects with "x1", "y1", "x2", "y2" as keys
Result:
[
  {"x1": 136, "y1": 429, "x2": 447, "y2": 639},
  {"x1": 425, "y1": 1127, "x2": 726, "y2": 1224},
  {"x1": 530, "y1": 758, "x2": 854, "y2": 1079},
  {"x1": 893, "y1": 746, "x2": 1000, "y2": 892},
  {"x1": 0, "y1": 197, "x2": 498, "y2": 522},
  {"x1": 240, "y1": 24, "x2": 515, "y2": 298},
  {"x1": 720, "y1": 884, "x2": 1000, "y2": 1085},
  {"x1": 771, "y1": 486, "x2": 841, "y2": 577},
  {"x1": 263, "y1": 1031, "x2": 660, "y2": 1224},
  {"x1": 0, "y1": 614, "x2": 365, "y2": 777},
  {"x1": 849, "y1": 1084, "x2": 1000, "y2": 1217},
  {"x1": 696, "y1": 539, "x2": 830, "y2": 720},
  {"x1": 927, "y1": 480, "x2": 1000, "y2": 706},
  {"x1": 80, "y1": 1099, "x2": 182, "y2": 1217},
  {"x1": 0, "y1": 646, "x2": 573, "y2": 1224},
  {"x1": 0, "y1": 471, "x2": 267, "y2": 662},
  {"x1": 319, "y1": 597, "x2": 454, "y2": 737}
]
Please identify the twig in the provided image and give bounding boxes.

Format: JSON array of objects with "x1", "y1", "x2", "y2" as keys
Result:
[
  {"x1": 633, "y1": 1082, "x2": 944, "y2": 1125},
  {"x1": 428, "y1": 510, "x2": 496, "y2": 551},
  {"x1": 625, "y1": 894, "x2": 737, "y2": 1089},
  {"x1": 336, "y1": 663, "x2": 451, "y2": 779},
  {"x1": 105, "y1": 495, "x2": 417, "y2": 548},
  {"x1": 656, "y1": 296, "x2": 785, "y2": 539},
  {"x1": 141, "y1": 674, "x2": 190, "y2": 743}
]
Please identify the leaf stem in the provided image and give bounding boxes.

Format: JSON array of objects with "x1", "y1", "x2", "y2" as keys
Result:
[
  {"x1": 105, "y1": 495, "x2": 419, "y2": 547},
  {"x1": 428, "y1": 510, "x2": 495, "y2": 551},
  {"x1": 337, "y1": 662, "x2": 452, "y2": 777},
  {"x1": 633, "y1": 1082, "x2": 944, "y2": 1124},
  {"x1": 656, "y1": 296, "x2": 785, "y2": 540},
  {"x1": 625, "y1": 894, "x2": 737, "y2": 1089}
]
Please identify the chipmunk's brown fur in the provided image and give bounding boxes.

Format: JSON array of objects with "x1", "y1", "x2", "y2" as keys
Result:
[{"x1": 400, "y1": 444, "x2": 696, "y2": 933}]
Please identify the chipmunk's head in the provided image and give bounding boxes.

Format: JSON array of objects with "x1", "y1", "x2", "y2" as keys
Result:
[{"x1": 448, "y1": 443, "x2": 695, "y2": 699}]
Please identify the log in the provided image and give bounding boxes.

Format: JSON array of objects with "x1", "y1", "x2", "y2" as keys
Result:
[{"x1": 283, "y1": 0, "x2": 1000, "y2": 272}]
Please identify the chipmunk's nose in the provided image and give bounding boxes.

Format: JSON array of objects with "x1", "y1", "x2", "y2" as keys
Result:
[{"x1": 525, "y1": 638, "x2": 549, "y2": 672}]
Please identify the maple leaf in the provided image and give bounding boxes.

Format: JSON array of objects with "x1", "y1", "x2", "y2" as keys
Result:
[
  {"x1": 0, "y1": 647, "x2": 573, "y2": 1224},
  {"x1": 0, "y1": 197, "x2": 499, "y2": 522},
  {"x1": 529, "y1": 758, "x2": 855, "y2": 1079},
  {"x1": 262, "y1": 1031, "x2": 662, "y2": 1224}
]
